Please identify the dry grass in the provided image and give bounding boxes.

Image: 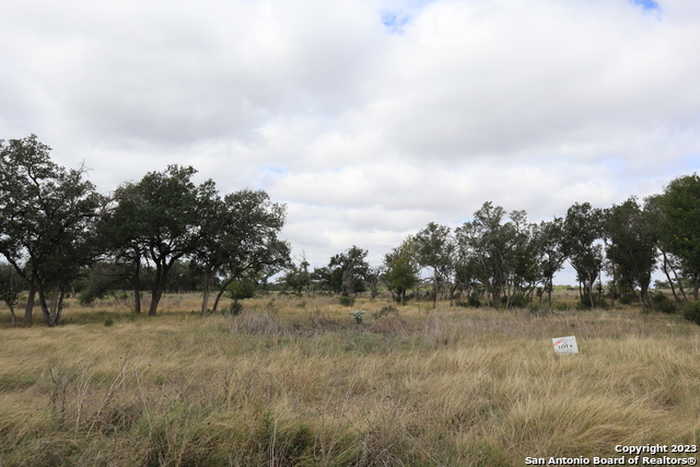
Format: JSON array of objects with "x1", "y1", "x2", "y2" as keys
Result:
[{"x1": 0, "y1": 293, "x2": 698, "y2": 466}]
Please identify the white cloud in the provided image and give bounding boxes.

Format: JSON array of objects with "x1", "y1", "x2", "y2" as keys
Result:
[{"x1": 2, "y1": 0, "x2": 699, "y2": 283}]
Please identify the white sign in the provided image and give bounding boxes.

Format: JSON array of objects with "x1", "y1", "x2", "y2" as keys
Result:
[{"x1": 552, "y1": 336, "x2": 579, "y2": 354}]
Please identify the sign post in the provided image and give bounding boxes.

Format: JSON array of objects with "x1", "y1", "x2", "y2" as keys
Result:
[{"x1": 552, "y1": 336, "x2": 579, "y2": 354}]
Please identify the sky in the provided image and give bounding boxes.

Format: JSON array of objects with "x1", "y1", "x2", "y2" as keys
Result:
[{"x1": 1, "y1": 0, "x2": 699, "y2": 284}]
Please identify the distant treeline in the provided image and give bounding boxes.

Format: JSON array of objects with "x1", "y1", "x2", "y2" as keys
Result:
[{"x1": 2, "y1": 135, "x2": 700, "y2": 326}]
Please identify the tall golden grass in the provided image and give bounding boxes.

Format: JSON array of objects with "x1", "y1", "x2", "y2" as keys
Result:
[{"x1": 0, "y1": 294, "x2": 698, "y2": 466}]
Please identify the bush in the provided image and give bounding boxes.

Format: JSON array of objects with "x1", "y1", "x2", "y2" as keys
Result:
[
  {"x1": 618, "y1": 293, "x2": 638, "y2": 305},
  {"x1": 339, "y1": 295, "x2": 355, "y2": 307},
  {"x1": 226, "y1": 279, "x2": 256, "y2": 301},
  {"x1": 650, "y1": 292, "x2": 677, "y2": 314},
  {"x1": 350, "y1": 310, "x2": 365, "y2": 324},
  {"x1": 104, "y1": 318, "x2": 114, "y2": 327},
  {"x1": 506, "y1": 295, "x2": 529, "y2": 308},
  {"x1": 228, "y1": 301, "x2": 243, "y2": 316},
  {"x1": 457, "y1": 293, "x2": 481, "y2": 308},
  {"x1": 682, "y1": 301, "x2": 700, "y2": 325}
]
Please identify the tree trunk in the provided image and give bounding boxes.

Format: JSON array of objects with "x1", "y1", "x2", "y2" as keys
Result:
[
  {"x1": 24, "y1": 282, "x2": 36, "y2": 326},
  {"x1": 38, "y1": 287, "x2": 52, "y2": 326},
  {"x1": 133, "y1": 259, "x2": 141, "y2": 313},
  {"x1": 432, "y1": 276, "x2": 438, "y2": 309},
  {"x1": 660, "y1": 251, "x2": 680, "y2": 302},
  {"x1": 201, "y1": 269, "x2": 211, "y2": 315},
  {"x1": 149, "y1": 288, "x2": 162, "y2": 316},
  {"x1": 212, "y1": 278, "x2": 235, "y2": 314},
  {"x1": 148, "y1": 265, "x2": 169, "y2": 316},
  {"x1": 133, "y1": 288, "x2": 141, "y2": 314},
  {"x1": 8, "y1": 304, "x2": 17, "y2": 326},
  {"x1": 52, "y1": 291, "x2": 65, "y2": 326}
]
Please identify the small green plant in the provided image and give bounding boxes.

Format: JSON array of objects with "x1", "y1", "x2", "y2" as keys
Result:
[
  {"x1": 351, "y1": 310, "x2": 365, "y2": 324},
  {"x1": 104, "y1": 318, "x2": 114, "y2": 327},
  {"x1": 339, "y1": 295, "x2": 355, "y2": 307},
  {"x1": 682, "y1": 300, "x2": 700, "y2": 325}
]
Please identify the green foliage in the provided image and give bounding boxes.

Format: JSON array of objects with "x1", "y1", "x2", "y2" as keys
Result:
[
  {"x1": 350, "y1": 310, "x2": 365, "y2": 324},
  {"x1": 682, "y1": 301, "x2": 700, "y2": 325},
  {"x1": 339, "y1": 295, "x2": 355, "y2": 307},
  {"x1": 105, "y1": 165, "x2": 216, "y2": 315},
  {"x1": 104, "y1": 318, "x2": 114, "y2": 327},
  {"x1": 226, "y1": 279, "x2": 256, "y2": 301},
  {"x1": 228, "y1": 301, "x2": 243, "y2": 316},
  {"x1": 0, "y1": 135, "x2": 104, "y2": 326},
  {"x1": 383, "y1": 238, "x2": 420, "y2": 304},
  {"x1": 0, "y1": 264, "x2": 23, "y2": 324},
  {"x1": 456, "y1": 203, "x2": 545, "y2": 308},
  {"x1": 604, "y1": 198, "x2": 657, "y2": 305},
  {"x1": 282, "y1": 258, "x2": 311, "y2": 295},
  {"x1": 319, "y1": 246, "x2": 371, "y2": 295},
  {"x1": 650, "y1": 291, "x2": 677, "y2": 314},
  {"x1": 506, "y1": 294, "x2": 529, "y2": 308},
  {"x1": 651, "y1": 175, "x2": 700, "y2": 300},
  {"x1": 415, "y1": 222, "x2": 454, "y2": 307},
  {"x1": 563, "y1": 202, "x2": 605, "y2": 308}
]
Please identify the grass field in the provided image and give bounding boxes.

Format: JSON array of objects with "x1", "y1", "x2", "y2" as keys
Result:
[{"x1": 0, "y1": 294, "x2": 698, "y2": 466}]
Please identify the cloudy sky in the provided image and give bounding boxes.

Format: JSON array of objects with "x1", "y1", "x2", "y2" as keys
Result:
[{"x1": 1, "y1": 0, "x2": 699, "y2": 282}]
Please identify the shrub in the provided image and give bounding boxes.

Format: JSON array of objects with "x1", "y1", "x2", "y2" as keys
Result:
[
  {"x1": 682, "y1": 301, "x2": 700, "y2": 325},
  {"x1": 228, "y1": 301, "x2": 243, "y2": 316},
  {"x1": 351, "y1": 310, "x2": 365, "y2": 324},
  {"x1": 226, "y1": 279, "x2": 256, "y2": 302},
  {"x1": 650, "y1": 292, "x2": 676, "y2": 314},
  {"x1": 506, "y1": 295, "x2": 529, "y2": 308},
  {"x1": 104, "y1": 318, "x2": 114, "y2": 327},
  {"x1": 468, "y1": 293, "x2": 481, "y2": 308},
  {"x1": 618, "y1": 293, "x2": 638, "y2": 305},
  {"x1": 339, "y1": 295, "x2": 355, "y2": 307}
]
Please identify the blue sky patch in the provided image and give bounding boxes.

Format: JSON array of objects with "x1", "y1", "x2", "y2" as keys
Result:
[
  {"x1": 381, "y1": 11, "x2": 411, "y2": 34},
  {"x1": 632, "y1": 0, "x2": 660, "y2": 11}
]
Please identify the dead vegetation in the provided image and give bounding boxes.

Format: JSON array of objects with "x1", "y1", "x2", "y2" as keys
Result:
[{"x1": 0, "y1": 293, "x2": 698, "y2": 466}]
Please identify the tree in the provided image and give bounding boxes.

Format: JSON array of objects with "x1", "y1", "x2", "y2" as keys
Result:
[
  {"x1": 322, "y1": 246, "x2": 370, "y2": 296},
  {"x1": 456, "y1": 203, "x2": 541, "y2": 308},
  {"x1": 604, "y1": 198, "x2": 657, "y2": 308},
  {"x1": 383, "y1": 238, "x2": 419, "y2": 304},
  {"x1": 283, "y1": 257, "x2": 311, "y2": 296},
  {"x1": 655, "y1": 174, "x2": 700, "y2": 300},
  {"x1": 106, "y1": 165, "x2": 214, "y2": 315},
  {"x1": 646, "y1": 194, "x2": 687, "y2": 303},
  {"x1": 0, "y1": 264, "x2": 23, "y2": 326},
  {"x1": 414, "y1": 222, "x2": 454, "y2": 308},
  {"x1": 535, "y1": 218, "x2": 567, "y2": 307},
  {"x1": 209, "y1": 190, "x2": 290, "y2": 313},
  {"x1": 563, "y1": 202, "x2": 604, "y2": 308},
  {"x1": 0, "y1": 135, "x2": 104, "y2": 326}
]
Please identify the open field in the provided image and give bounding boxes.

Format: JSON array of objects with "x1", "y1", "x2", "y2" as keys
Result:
[{"x1": 1, "y1": 294, "x2": 699, "y2": 466}]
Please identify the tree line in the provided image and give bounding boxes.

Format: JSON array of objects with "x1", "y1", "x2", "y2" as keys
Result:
[
  {"x1": 282, "y1": 184, "x2": 700, "y2": 313},
  {"x1": 2, "y1": 135, "x2": 700, "y2": 326},
  {"x1": 0, "y1": 135, "x2": 289, "y2": 326}
]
